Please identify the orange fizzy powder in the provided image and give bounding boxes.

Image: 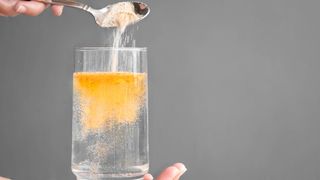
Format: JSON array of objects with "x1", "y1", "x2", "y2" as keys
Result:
[{"x1": 73, "y1": 72, "x2": 147, "y2": 130}]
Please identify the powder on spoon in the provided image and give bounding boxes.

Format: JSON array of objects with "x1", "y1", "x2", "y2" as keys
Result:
[{"x1": 99, "y1": 2, "x2": 140, "y2": 32}]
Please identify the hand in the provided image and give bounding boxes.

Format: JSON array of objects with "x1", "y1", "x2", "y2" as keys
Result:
[
  {"x1": 144, "y1": 163, "x2": 187, "y2": 180},
  {"x1": 0, "y1": 0, "x2": 63, "y2": 17},
  {"x1": 0, "y1": 177, "x2": 10, "y2": 180}
]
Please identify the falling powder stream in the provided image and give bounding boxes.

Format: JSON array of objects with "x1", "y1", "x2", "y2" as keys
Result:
[{"x1": 108, "y1": 2, "x2": 140, "y2": 72}]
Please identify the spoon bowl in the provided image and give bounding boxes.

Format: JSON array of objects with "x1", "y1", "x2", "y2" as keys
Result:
[{"x1": 92, "y1": 1, "x2": 150, "y2": 28}]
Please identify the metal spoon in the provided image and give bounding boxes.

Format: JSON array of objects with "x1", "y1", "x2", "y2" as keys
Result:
[{"x1": 35, "y1": 0, "x2": 150, "y2": 28}]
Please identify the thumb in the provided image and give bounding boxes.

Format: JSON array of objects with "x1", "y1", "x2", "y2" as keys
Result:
[{"x1": 157, "y1": 163, "x2": 187, "y2": 180}]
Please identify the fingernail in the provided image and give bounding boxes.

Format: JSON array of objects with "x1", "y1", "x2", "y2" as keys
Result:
[
  {"x1": 144, "y1": 174, "x2": 153, "y2": 180},
  {"x1": 15, "y1": 5, "x2": 26, "y2": 13},
  {"x1": 58, "y1": 9, "x2": 63, "y2": 16},
  {"x1": 181, "y1": 166, "x2": 187, "y2": 174},
  {"x1": 54, "y1": 9, "x2": 62, "y2": 16},
  {"x1": 59, "y1": 7, "x2": 64, "y2": 16},
  {"x1": 172, "y1": 164, "x2": 187, "y2": 180},
  {"x1": 174, "y1": 163, "x2": 187, "y2": 174}
]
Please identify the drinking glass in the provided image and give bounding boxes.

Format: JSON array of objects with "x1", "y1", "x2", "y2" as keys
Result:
[{"x1": 72, "y1": 47, "x2": 148, "y2": 180}]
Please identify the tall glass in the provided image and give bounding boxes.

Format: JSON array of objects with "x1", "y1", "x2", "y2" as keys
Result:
[{"x1": 72, "y1": 47, "x2": 148, "y2": 180}]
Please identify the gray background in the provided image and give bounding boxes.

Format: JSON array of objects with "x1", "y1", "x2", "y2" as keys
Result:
[{"x1": 1, "y1": 0, "x2": 320, "y2": 179}]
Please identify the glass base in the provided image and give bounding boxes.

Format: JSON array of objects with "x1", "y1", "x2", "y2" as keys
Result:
[
  {"x1": 73, "y1": 164, "x2": 148, "y2": 180},
  {"x1": 75, "y1": 172, "x2": 145, "y2": 180}
]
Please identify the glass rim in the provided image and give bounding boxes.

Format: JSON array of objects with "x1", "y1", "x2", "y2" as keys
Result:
[{"x1": 75, "y1": 47, "x2": 147, "y2": 52}]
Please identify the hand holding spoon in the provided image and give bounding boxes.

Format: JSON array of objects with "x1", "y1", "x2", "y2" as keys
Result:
[{"x1": 34, "y1": 0, "x2": 150, "y2": 28}]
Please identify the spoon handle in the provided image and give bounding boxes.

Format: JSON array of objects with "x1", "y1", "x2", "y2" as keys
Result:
[{"x1": 34, "y1": 0, "x2": 91, "y2": 10}]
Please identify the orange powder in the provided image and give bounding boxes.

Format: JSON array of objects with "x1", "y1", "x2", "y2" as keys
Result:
[{"x1": 73, "y1": 72, "x2": 147, "y2": 131}]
